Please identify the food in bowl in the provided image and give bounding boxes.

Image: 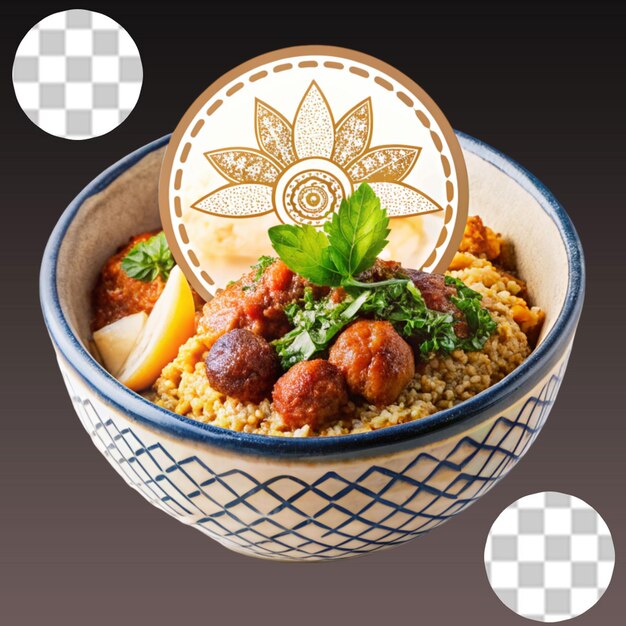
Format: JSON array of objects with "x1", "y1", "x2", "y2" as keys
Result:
[
  {"x1": 42, "y1": 133, "x2": 582, "y2": 562},
  {"x1": 89, "y1": 183, "x2": 544, "y2": 437}
]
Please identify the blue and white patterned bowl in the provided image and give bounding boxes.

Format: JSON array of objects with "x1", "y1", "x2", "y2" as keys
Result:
[{"x1": 40, "y1": 133, "x2": 584, "y2": 561}]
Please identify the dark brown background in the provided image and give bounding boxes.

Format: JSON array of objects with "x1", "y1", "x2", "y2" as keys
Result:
[{"x1": 1, "y1": 2, "x2": 624, "y2": 624}]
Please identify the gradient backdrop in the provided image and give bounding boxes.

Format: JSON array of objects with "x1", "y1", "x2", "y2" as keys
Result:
[{"x1": 1, "y1": 2, "x2": 624, "y2": 625}]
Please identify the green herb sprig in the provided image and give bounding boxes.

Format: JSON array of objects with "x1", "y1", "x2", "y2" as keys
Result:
[
  {"x1": 121, "y1": 232, "x2": 175, "y2": 282},
  {"x1": 269, "y1": 183, "x2": 397, "y2": 289},
  {"x1": 359, "y1": 280, "x2": 459, "y2": 355}
]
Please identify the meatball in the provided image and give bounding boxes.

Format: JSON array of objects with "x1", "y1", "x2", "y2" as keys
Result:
[
  {"x1": 198, "y1": 259, "x2": 328, "y2": 348},
  {"x1": 92, "y1": 231, "x2": 166, "y2": 331},
  {"x1": 205, "y1": 329, "x2": 280, "y2": 403},
  {"x1": 272, "y1": 360, "x2": 348, "y2": 430},
  {"x1": 329, "y1": 320, "x2": 415, "y2": 406}
]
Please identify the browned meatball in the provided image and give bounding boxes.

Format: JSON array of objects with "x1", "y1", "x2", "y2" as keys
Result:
[
  {"x1": 272, "y1": 360, "x2": 348, "y2": 430},
  {"x1": 205, "y1": 329, "x2": 280, "y2": 403},
  {"x1": 329, "y1": 320, "x2": 415, "y2": 406}
]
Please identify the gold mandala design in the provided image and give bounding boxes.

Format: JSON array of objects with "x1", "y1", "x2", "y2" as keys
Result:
[{"x1": 192, "y1": 81, "x2": 444, "y2": 225}]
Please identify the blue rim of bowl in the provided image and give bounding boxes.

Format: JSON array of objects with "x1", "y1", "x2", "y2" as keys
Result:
[{"x1": 40, "y1": 132, "x2": 585, "y2": 460}]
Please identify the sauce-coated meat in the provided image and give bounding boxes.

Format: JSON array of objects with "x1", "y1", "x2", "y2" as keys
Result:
[
  {"x1": 205, "y1": 329, "x2": 280, "y2": 404},
  {"x1": 272, "y1": 360, "x2": 348, "y2": 430},
  {"x1": 329, "y1": 320, "x2": 415, "y2": 406},
  {"x1": 92, "y1": 231, "x2": 165, "y2": 331},
  {"x1": 356, "y1": 258, "x2": 402, "y2": 283},
  {"x1": 198, "y1": 259, "x2": 327, "y2": 347}
]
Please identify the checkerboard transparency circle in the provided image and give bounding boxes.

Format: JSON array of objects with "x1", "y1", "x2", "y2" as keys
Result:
[
  {"x1": 12, "y1": 9, "x2": 142, "y2": 139},
  {"x1": 485, "y1": 492, "x2": 615, "y2": 622}
]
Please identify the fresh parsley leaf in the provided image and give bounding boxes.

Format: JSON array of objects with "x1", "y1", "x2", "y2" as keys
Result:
[
  {"x1": 274, "y1": 328, "x2": 318, "y2": 368},
  {"x1": 325, "y1": 182, "x2": 390, "y2": 280},
  {"x1": 121, "y1": 232, "x2": 175, "y2": 282},
  {"x1": 268, "y1": 183, "x2": 392, "y2": 288},
  {"x1": 268, "y1": 224, "x2": 342, "y2": 286}
]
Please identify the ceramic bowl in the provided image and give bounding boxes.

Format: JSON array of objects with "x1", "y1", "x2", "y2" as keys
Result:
[{"x1": 40, "y1": 133, "x2": 584, "y2": 561}]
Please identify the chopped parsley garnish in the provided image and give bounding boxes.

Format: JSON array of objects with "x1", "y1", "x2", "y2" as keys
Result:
[
  {"x1": 252, "y1": 255, "x2": 275, "y2": 280},
  {"x1": 272, "y1": 289, "x2": 370, "y2": 369},
  {"x1": 271, "y1": 279, "x2": 495, "y2": 370},
  {"x1": 121, "y1": 232, "x2": 174, "y2": 282},
  {"x1": 446, "y1": 276, "x2": 498, "y2": 351},
  {"x1": 242, "y1": 255, "x2": 275, "y2": 291},
  {"x1": 359, "y1": 280, "x2": 459, "y2": 355}
]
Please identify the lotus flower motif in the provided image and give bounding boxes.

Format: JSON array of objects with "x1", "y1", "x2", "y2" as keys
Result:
[{"x1": 192, "y1": 81, "x2": 443, "y2": 226}]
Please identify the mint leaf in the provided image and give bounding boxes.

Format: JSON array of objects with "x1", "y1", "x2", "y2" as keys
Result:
[
  {"x1": 324, "y1": 182, "x2": 390, "y2": 280},
  {"x1": 268, "y1": 224, "x2": 342, "y2": 286}
]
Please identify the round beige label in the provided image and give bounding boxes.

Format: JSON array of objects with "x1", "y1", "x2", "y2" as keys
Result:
[{"x1": 160, "y1": 45, "x2": 468, "y2": 299}]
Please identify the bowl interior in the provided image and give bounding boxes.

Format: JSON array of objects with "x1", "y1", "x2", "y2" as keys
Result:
[{"x1": 56, "y1": 137, "x2": 568, "y2": 368}]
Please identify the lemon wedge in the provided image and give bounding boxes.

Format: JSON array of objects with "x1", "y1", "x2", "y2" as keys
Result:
[
  {"x1": 117, "y1": 265, "x2": 196, "y2": 391},
  {"x1": 93, "y1": 311, "x2": 148, "y2": 376}
]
